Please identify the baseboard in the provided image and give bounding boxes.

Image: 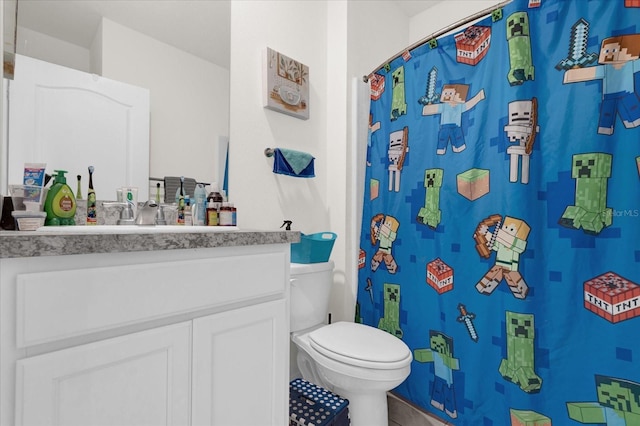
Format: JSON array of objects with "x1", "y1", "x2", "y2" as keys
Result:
[{"x1": 387, "y1": 392, "x2": 452, "y2": 426}]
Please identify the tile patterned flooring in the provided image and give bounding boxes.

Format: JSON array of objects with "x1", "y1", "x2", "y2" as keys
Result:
[{"x1": 387, "y1": 392, "x2": 452, "y2": 426}]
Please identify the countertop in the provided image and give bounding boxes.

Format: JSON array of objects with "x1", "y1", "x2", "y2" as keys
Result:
[{"x1": 0, "y1": 227, "x2": 300, "y2": 259}]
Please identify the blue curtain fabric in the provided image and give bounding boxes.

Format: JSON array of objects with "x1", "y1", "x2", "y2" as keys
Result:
[{"x1": 358, "y1": 0, "x2": 640, "y2": 424}]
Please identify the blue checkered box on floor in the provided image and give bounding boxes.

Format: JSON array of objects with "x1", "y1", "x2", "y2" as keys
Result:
[{"x1": 289, "y1": 378, "x2": 350, "y2": 426}]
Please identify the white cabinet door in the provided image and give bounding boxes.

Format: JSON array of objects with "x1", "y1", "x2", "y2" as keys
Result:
[
  {"x1": 15, "y1": 322, "x2": 191, "y2": 426},
  {"x1": 192, "y1": 300, "x2": 289, "y2": 426}
]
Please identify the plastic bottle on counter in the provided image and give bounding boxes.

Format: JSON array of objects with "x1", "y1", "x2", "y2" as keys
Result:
[
  {"x1": 193, "y1": 183, "x2": 207, "y2": 226},
  {"x1": 207, "y1": 183, "x2": 223, "y2": 211},
  {"x1": 43, "y1": 170, "x2": 77, "y2": 226},
  {"x1": 206, "y1": 199, "x2": 219, "y2": 226}
]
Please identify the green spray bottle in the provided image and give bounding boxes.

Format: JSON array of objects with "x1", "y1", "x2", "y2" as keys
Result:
[{"x1": 44, "y1": 170, "x2": 77, "y2": 226}]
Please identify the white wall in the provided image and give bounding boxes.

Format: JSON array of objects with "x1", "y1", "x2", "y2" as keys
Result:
[
  {"x1": 227, "y1": 0, "x2": 502, "y2": 323},
  {"x1": 229, "y1": 0, "x2": 364, "y2": 323},
  {"x1": 99, "y1": 19, "x2": 229, "y2": 194},
  {"x1": 228, "y1": 2, "x2": 330, "y2": 229},
  {"x1": 16, "y1": 26, "x2": 91, "y2": 72},
  {"x1": 410, "y1": 1, "x2": 504, "y2": 42},
  {"x1": 347, "y1": 1, "x2": 412, "y2": 78}
]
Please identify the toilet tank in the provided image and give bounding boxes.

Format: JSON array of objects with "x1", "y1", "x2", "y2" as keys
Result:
[{"x1": 290, "y1": 261, "x2": 335, "y2": 332}]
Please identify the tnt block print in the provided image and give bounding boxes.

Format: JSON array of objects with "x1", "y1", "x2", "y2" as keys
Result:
[
  {"x1": 584, "y1": 272, "x2": 640, "y2": 323},
  {"x1": 626, "y1": 0, "x2": 640, "y2": 7},
  {"x1": 358, "y1": 249, "x2": 366, "y2": 269},
  {"x1": 370, "y1": 74, "x2": 385, "y2": 100},
  {"x1": 427, "y1": 258, "x2": 454, "y2": 294},
  {"x1": 455, "y1": 26, "x2": 491, "y2": 65}
]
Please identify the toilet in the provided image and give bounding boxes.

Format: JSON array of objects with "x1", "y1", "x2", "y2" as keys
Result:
[{"x1": 290, "y1": 261, "x2": 412, "y2": 426}]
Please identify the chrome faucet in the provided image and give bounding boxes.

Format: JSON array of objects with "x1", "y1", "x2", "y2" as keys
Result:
[
  {"x1": 135, "y1": 200, "x2": 159, "y2": 226},
  {"x1": 103, "y1": 200, "x2": 174, "y2": 225}
]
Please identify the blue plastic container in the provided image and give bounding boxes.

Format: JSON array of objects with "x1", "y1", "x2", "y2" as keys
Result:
[{"x1": 291, "y1": 232, "x2": 337, "y2": 264}]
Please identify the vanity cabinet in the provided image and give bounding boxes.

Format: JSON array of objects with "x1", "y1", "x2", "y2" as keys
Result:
[
  {"x1": 15, "y1": 322, "x2": 192, "y2": 425},
  {"x1": 0, "y1": 242, "x2": 291, "y2": 426},
  {"x1": 192, "y1": 300, "x2": 287, "y2": 425}
]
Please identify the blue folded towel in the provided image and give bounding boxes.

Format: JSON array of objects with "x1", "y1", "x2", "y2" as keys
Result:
[{"x1": 273, "y1": 148, "x2": 315, "y2": 178}]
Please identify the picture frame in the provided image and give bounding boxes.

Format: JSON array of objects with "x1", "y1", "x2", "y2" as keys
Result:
[{"x1": 263, "y1": 47, "x2": 309, "y2": 120}]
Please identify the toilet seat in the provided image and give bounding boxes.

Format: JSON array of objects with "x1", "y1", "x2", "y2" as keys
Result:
[{"x1": 308, "y1": 322, "x2": 412, "y2": 370}]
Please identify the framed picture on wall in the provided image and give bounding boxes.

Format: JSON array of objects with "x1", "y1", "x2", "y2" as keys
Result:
[{"x1": 262, "y1": 47, "x2": 309, "y2": 120}]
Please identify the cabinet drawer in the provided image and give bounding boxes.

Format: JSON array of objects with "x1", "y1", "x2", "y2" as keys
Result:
[{"x1": 16, "y1": 250, "x2": 286, "y2": 347}]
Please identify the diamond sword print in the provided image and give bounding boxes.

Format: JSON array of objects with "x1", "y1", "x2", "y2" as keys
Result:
[
  {"x1": 419, "y1": 66, "x2": 440, "y2": 105},
  {"x1": 457, "y1": 303, "x2": 479, "y2": 342},
  {"x1": 555, "y1": 18, "x2": 598, "y2": 70}
]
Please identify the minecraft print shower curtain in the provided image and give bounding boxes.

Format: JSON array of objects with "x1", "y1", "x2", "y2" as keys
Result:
[{"x1": 357, "y1": 0, "x2": 640, "y2": 424}]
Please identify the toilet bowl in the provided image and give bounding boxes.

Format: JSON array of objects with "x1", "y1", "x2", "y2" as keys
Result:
[
  {"x1": 292, "y1": 321, "x2": 412, "y2": 426},
  {"x1": 290, "y1": 262, "x2": 412, "y2": 426}
]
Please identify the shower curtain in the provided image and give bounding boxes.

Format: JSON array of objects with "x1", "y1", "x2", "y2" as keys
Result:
[{"x1": 357, "y1": 0, "x2": 640, "y2": 424}]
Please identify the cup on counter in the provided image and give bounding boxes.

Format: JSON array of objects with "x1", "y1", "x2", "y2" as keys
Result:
[
  {"x1": 9, "y1": 184, "x2": 47, "y2": 211},
  {"x1": 118, "y1": 186, "x2": 138, "y2": 217}
]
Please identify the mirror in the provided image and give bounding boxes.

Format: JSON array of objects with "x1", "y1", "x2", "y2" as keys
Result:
[{"x1": 3, "y1": 0, "x2": 230, "y2": 201}]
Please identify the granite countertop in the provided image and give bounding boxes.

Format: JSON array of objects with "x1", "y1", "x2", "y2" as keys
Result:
[{"x1": 0, "y1": 228, "x2": 300, "y2": 259}]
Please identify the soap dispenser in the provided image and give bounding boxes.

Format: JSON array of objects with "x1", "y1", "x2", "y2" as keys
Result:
[{"x1": 44, "y1": 170, "x2": 77, "y2": 226}]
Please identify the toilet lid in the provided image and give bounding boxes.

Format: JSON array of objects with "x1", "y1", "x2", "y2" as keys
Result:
[{"x1": 308, "y1": 322, "x2": 411, "y2": 368}]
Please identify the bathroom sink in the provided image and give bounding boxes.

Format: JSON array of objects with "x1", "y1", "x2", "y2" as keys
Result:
[{"x1": 35, "y1": 225, "x2": 239, "y2": 234}]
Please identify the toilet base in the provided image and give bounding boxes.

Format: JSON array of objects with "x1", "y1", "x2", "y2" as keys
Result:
[{"x1": 331, "y1": 385, "x2": 388, "y2": 426}]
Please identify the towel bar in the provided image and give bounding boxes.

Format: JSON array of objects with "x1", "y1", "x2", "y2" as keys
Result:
[{"x1": 264, "y1": 148, "x2": 275, "y2": 157}]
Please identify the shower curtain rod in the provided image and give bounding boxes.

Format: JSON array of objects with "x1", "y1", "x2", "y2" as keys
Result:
[{"x1": 363, "y1": 0, "x2": 513, "y2": 83}]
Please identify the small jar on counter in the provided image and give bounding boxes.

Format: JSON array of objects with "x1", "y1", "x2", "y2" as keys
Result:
[{"x1": 219, "y1": 202, "x2": 233, "y2": 226}]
